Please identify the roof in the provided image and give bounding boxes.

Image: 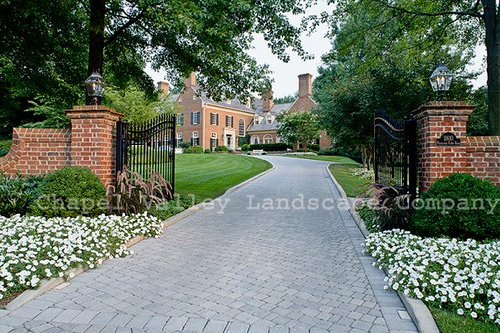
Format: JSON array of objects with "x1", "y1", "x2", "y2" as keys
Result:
[
  {"x1": 247, "y1": 102, "x2": 293, "y2": 132},
  {"x1": 197, "y1": 88, "x2": 256, "y2": 114}
]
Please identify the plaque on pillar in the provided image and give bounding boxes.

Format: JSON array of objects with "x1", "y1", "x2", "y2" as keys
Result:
[{"x1": 436, "y1": 132, "x2": 461, "y2": 146}]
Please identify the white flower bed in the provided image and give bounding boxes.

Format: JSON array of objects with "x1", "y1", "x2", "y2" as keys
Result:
[
  {"x1": 0, "y1": 213, "x2": 163, "y2": 300},
  {"x1": 364, "y1": 230, "x2": 500, "y2": 325},
  {"x1": 351, "y1": 167, "x2": 374, "y2": 180}
]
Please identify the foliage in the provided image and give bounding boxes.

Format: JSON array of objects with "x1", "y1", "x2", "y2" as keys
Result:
[
  {"x1": 185, "y1": 146, "x2": 204, "y2": 154},
  {"x1": 356, "y1": 205, "x2": 380, "y2": 232},
  {"x1": 0, "y1": 140, "x2": 11, "y2": 157},
  {"x1": 240, "y1": 144, "x2": 251, "y2": 151},
  {"x1": 21, "y1": 99, "x2": 71, "y2": 129},
  {"x1": 312, "y1": 0, "x2": 475, "y2": 167},
  {"x1": 0, "y1": 174, "x2": 45, "y2": 217},
  {"x1": 249, "y1": 143, "x2": 292, "y2": 151},
  {"x1": 364, "y1": 229, "x2": 500, "y2": 325},
  {"x1": 0, "y1": 212, "x2": 163, "y2": 300},
  {"x1": 204, "y1": 149, "x2": 212, "y2": 154},
  {"x1": 104, "y1": 85, "x2": 177, "y2": 124},
  {"x1": 357, "y1": 184, "x2": 411, "y2": 231},
  {"x1": 411, "y1": 173, "x2": 500, "y2": 241},
  {"x1": 0, "y1": 0, "x2": 88, "y2": 136},
  {"x1": 322, "y1": 0, "x2": 499, "y2": 134},
  {"x1": 468, "y1": 86, "x2": 489, "y2": 136},
  {"x1": 308, "y1": 143, "x2": 320, "y2": 152},
  {"x1": 277, "y1": 111, "x2": 321, "y2": 152},
  {"x1": 109, "y1": 166, "x2": 172, "y2": 215},
  {"x1": 147, "y1": 194, "x2": 197, "y2": 221},
  {"x1": 30, "y1": 167, "x2": 107, "y2": 218},
  {"x1": 214, "y1": 145, "x2": 229, "y2": 152},
  {"x1": 274, "y1": 93, "x2": 298, "y2": 104}
]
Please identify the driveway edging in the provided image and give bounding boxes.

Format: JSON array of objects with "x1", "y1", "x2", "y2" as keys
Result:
[{"x1": 325, "y1": 164, "x2": 439, "y2": 333}]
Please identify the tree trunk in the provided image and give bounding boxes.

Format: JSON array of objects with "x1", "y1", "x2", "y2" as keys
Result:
[
  {"x1": 87, "y1": 0, "x2": 106, "y2": 105},
  {"x1": 483, "y1": 0, "x2": 500, "y2": 135}
]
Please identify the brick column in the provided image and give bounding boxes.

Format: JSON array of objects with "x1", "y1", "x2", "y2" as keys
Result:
[
  {"x1": 413, "y1": 101, "x2": 474, "y2": 191},
  {"x1": 66, "y1": 105, "x2": 122, "y2": 188}
]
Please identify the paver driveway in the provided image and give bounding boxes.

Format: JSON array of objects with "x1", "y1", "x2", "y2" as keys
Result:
[{"x1": 0, "y1": 156, "x2": 418, "y2": 333}]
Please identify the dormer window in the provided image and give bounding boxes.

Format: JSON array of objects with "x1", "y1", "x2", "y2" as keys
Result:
[{"x1": 254, "y1": 116, "x2": 260, "y2": 125}]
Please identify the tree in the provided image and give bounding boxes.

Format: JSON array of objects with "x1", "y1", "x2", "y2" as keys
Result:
[
  {"x1": 325, "y1": 0, "x2": 500, "y2": 135},
  {"x1": 274, "y1": 93, "x2": 298, "y2": 104},
  {"x1": 104, "y1": 85, "x2": 178, "y2": 124},
  {"x1": 313, "y1": 6, "x2": 473, "y2": 168},
  {"x1": 86, "y1": 0, "x2": 312, "y2": 102},
  {"x1": 277, "y1": 111, "x2": 321, "y2": 152}
]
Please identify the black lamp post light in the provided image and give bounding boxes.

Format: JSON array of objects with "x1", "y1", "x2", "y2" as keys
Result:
[
  {"x1": 429, "y1": 64, "x2": 454, "y2": 101},
  {"x1": 85, "y1": 71, "x2": 105, "y2": 105}
]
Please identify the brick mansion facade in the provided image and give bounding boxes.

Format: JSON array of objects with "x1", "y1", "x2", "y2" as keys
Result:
[{"x1": 160, "y1": 73, "x2": 331, "y2": 151}]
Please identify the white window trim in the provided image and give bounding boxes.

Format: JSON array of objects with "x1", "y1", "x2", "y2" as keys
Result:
[{"x1": 193, "y1": 131, "x2": 199, "y2": 138}]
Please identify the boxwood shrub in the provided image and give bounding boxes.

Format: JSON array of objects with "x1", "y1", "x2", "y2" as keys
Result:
[
  {"x1": 410, "y1": 173, "x2": 500, "y2": 240},
  {"x1": 249, "y1": 143, "x2": 292, "y2": 151},
  {"x1": 30, "y1": 166, "x2": 107, "y2": 217}
]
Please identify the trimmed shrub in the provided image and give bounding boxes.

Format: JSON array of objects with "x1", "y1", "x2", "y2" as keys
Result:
[
  {"x1": 185, "y1": 146, "x2": 203, "y2": 154},
  {"x1": 30, "y1": 167, "x2": 107, "y2": 218},
  {"x1": 204, "y1": 149, "x2": 211, "y2": 154},
  {"x1": 308, "y1": 143, "x2": 320, "y2": 152},
  {"x1": 410, "y1": 173, "x2": 500, "y2": 240},
  {"x1": 249, "y1": 143, "x2": 292, "y2": 151},
  {"x1": 240, "y1": 144, "x2": 250, "y2": 151},
  {"x1": 0, "y1": 174, "x2": 44, "y2": 217},
  {"x1": 214, "y1": 145, "x2": 229, "y2": 152}
]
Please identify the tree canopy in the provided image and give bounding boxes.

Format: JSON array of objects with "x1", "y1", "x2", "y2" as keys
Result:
[
  {"x1": 312, "y1": 1, "x2": 475, "y2": 166},
  {"x1": 321, "y1": 0, "x2": 500, "y2": 134},
  {"x1": 277, "y1": 111, "x2": 321, "y2": 152},
  {"x1": 0, "y1": 0, "x2": 312, "y2": 137}
]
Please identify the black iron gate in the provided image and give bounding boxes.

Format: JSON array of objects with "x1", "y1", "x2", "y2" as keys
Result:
[
  {"x1": 116, "y1": 113, "x2": 176, "y2": 193},
  {"x1": 374, "y1": 110, "x2": 417, "y2": 198}
]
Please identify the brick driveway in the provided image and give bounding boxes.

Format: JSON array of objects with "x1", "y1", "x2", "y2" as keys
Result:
[{"x1": 0, "y1": 156, "x2": 417, "y2": 332}]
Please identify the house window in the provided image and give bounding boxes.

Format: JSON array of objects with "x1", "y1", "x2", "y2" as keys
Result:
[
  {"x1": 210, "y1": 113, "x2": 219, "y2": 125},
  {"x1": 191, "y1": 111, "x2": 200, "y2": 125},
  {"x1": 191, "y1": 131, "x2": 200, "y2": 146},
  {"x1": 178, "y1": 97, "x2": 183, "y2": 102},
  {"x1": 177, "y1": 113, "x2": 184, "y2": 126},
  {"x1": 251, "y1": 135, "x2": 259, "y2": 144},
  {"x1": 238, "y1": 119, "x2": 245, "y2": 137},
  {"x1": 176, "y1": 133, "x2": 183, "y2": 147},
  {"x1": 263, "y1": 134, "x2": 273, "y2": 144},
  {"x1": 226, "y1": 115, "x2": 234, "y2": 127},
  {"x1": 254, "y1": 116, "x2": 260, "y2": 125}
]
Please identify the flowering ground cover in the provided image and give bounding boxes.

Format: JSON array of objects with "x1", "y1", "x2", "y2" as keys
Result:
[
  {"x1": 0, "y1": 213, "x2": 163, "y2": 302},
  {"x1": 364, "y1": 229, "x2": 500, "y2": 326}
]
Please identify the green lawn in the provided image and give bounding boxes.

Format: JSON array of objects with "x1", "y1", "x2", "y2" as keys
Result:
[
  {"x1": 285, "y1": 154, "x2": 360, "y2": 164},
  {"x1": 429, "y1": 306, "x2": 500, "y2": 333},
  {"x1": 175, "y1": 154, "x2": 272, "y2": 201},
  {"x1": 328, "y1": 164, "x2": 373, "y2": 197}
]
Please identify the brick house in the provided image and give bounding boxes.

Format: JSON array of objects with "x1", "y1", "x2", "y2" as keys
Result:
[
  {"x1": 163, "y1": 73, "x2": 255, "y2": 151},
  {"x1": 162, "y1": 72, "x2": 331, "y2": 151},
  {"x1": 246, "y1": 74, "x2": 331, "y2": 150}
]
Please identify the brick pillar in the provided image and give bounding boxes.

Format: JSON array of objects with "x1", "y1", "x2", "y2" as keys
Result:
[
  {"x1": 65, "y1": 105, "x2": 122, "y2": 188},
  {"x1": 413, "y1": 101, "x2": 474, "y2": 191}
]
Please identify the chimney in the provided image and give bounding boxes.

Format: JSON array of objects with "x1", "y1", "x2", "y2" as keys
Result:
[
  {"x1": 157, "y1": 81, "x2": 169, "y2": 95},
  {"x1": 262, "y1": 90, "x2": 274, "y2": 112},
  {"x1": 183, "y1": 72, "x2": 197, "y2": 88},
  {"x1": 298, "y1": 73, "x2": 312, "y2": 98}
]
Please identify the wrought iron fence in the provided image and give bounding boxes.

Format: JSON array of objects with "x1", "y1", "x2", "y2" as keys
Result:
[
  {"x1": 374, "y1": 110, "x2": 417, "y2": 198},
  {"x1": 116, "y1": 113, "x2": 176, "y2": 193}
]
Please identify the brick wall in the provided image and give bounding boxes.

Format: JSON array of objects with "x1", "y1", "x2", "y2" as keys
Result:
[
  {"x1": 0, "y1": 128, "x2": 71, "y2": 175},
  {"x1": 0, "y1": 105, "x2": 121, "y2": 187},
  {"x1": 414, "y1": 101, "x2": 500, "y2": 191}
]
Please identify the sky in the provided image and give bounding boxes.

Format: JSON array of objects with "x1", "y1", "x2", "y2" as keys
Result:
[{"x1": 146, "y1": 1, "x2": 487, "y2": 99}]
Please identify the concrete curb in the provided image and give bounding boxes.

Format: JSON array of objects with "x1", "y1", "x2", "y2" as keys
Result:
[
  {"x1": 325, "y1": 165, "x2": 439, "y2": 333},
  {"x1": 4, "y1": 164, "x2": 276, "y2": 312}
]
